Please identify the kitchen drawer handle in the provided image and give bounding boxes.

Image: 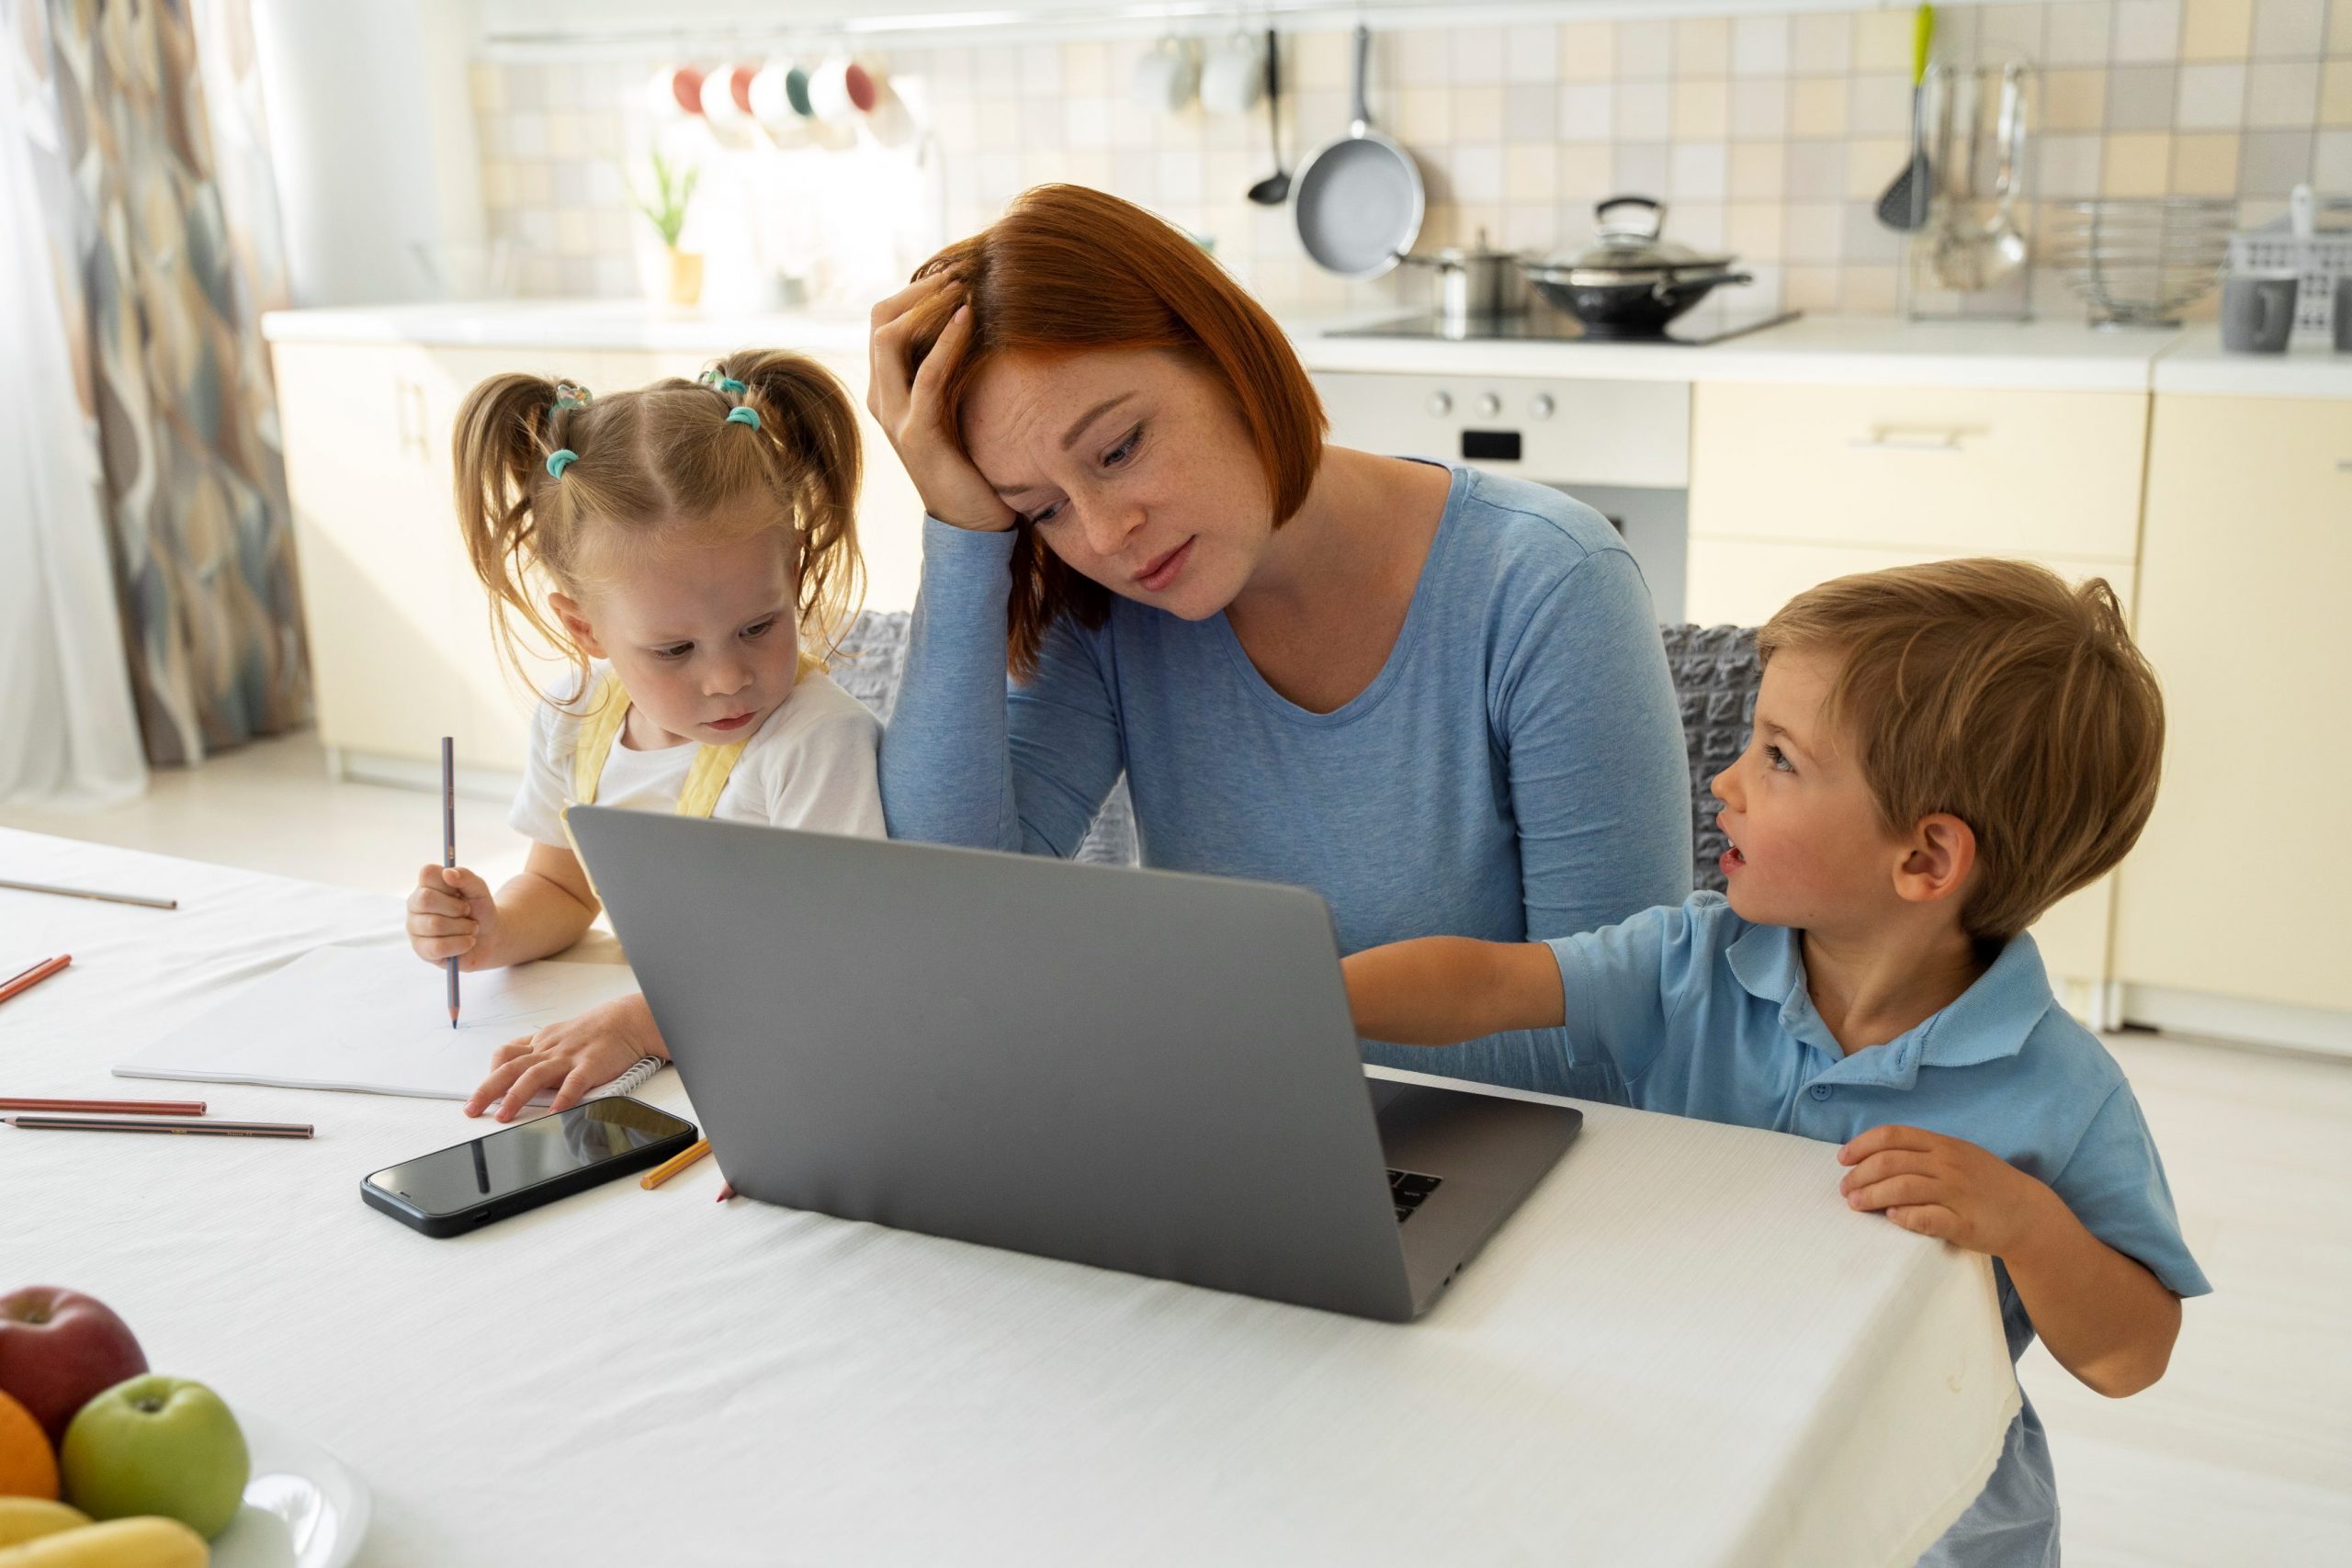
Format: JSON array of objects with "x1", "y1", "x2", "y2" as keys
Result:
[{"x1": 1849, "y1": 427, "x2": 1975, "y2": 453}]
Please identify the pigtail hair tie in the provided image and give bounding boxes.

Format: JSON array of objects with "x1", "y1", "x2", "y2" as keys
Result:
[
  {"x1": 702, "y1": 371, "x2": 748, "y2": 395},
  {"x1": 546, "y1": 448, "x2": 579, "y2": 478},
  {"x1": 725, "y1": 407, "x2": 761, "y2": 431}
]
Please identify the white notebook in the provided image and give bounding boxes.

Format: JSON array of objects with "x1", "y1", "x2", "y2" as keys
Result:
[{"x1": 115, "y1": 945, "x2": 664, "y2": 1104}]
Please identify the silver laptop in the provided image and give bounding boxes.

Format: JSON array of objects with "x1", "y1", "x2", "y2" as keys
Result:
[{"x1": 569, "y1": 808, "x2": 1581, "y2": 1321}]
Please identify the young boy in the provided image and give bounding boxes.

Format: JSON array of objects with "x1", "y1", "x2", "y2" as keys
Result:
[{"x1": 1345, "y1": 558, "x2": 2207, "y2": 1567}]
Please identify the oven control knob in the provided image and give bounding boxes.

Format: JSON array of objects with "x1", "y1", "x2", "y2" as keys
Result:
[
  {"x1": 1529, "y1": 393, "x2": 1556, "y2": 420},
  {"x1": 1476, "y1": 391, "x2": 1502, "y2": 418},
  {"x1": 1426, "y1": 390, "x2": 1453, "y2": 417}
]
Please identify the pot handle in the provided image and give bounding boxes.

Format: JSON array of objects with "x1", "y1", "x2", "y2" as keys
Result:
[
  {"x1": 1651, "y1": 269, "x2": 1753, "y2": 301},
  {"x1": 1595, "y1": 196, "x2": 1666, "y2": 240}
]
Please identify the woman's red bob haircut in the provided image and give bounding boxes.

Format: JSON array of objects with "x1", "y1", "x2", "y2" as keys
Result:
[{"x1": 902, "y1": 185, "x2": 1328, "y2": 677}]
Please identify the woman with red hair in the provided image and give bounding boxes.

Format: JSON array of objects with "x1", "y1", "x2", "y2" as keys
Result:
[{"x1": 869, "y1": 186, "x2": 1690, "y2": 1100}]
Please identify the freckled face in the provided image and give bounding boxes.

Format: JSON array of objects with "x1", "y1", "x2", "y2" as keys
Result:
[{"x1": 961, "y1": 347, "x2": 1273, "y2": 619}]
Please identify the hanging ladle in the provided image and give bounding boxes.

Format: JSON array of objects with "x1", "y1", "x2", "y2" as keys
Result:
[{"x1": 1247, "y1": 28, "x2": 1289, "y2": 206}]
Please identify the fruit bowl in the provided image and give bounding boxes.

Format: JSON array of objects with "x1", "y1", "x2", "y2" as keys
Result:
[{"x1": 208, "y1": 1411, "x2": 369, "y2": 1568}]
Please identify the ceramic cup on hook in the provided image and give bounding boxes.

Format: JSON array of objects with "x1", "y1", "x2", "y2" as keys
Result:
[
  {"x1": 698, "y1": 62, "x2": 761, "y2": 150},
  {"x1": 1130, "y1": 35, "x2": 1200, "y2": 116},
  {"x1": 808, "y1": 53, "x2": 859, "y2": 122},
  {"x1": 646, "y1": 63, "x2": 706, "y2": 123},
  {"x1": 1200, "y1": 28, "x2": 1266, "y2": 117},
  {"x1": 805, "y1": 52, "x2": 865, "y2": 148},
  {"x1": 748, "y1": 57, "x2": 813, "y2": 149},
  {"x1": 858, "y1": 59, "x2": 921, "y2": 149}
]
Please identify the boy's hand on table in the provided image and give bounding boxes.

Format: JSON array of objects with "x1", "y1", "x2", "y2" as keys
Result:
[
  {"x1": 465, "y1": 991, "x2": 669, "y2": 1122},
  {"x1": 1837, "y1": 1124, "x2": 2063, "y2": 1258},
  {"x1": 407, "y1": 863, "x2": 501, "y2": 970}
]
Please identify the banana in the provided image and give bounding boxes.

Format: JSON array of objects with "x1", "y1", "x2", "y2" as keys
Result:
[
  {"x1": 0, "y1": 1502, "x2": 88, "y2": 1549},
  {"x1": 0, "y1": 1516, "x2": 207, "y2": 1568}
]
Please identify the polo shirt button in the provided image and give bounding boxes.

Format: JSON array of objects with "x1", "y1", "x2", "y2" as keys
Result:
[{"x1": 1810, "y1": 1085, "x2": 1832, "y2": 1101}]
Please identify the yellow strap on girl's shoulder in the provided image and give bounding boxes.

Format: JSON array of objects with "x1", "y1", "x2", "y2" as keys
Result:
[
  {"x1": 677, "y1": 739, "x2": 748, "y2": 818},
  {"x1": 568, "y1": 669, "x2": 754, "y2": 824},
  {"x1": 570, "y1": 674, "x2": 632, "y2": 807}
]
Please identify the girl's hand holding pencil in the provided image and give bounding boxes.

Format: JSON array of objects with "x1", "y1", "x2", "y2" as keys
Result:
[
  {"x1": 407, "y1": 863, "x2": 502, "y2": 970},
  {"x1": 465, "y1": 991, "x2": 669, "y2": 1122}
]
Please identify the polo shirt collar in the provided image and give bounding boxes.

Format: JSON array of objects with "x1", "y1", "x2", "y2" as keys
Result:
[{"x1": 1726, "y1": 920, "x2": 2054, "y2": 1080}]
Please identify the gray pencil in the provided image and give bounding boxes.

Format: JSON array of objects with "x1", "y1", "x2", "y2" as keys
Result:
[
  {"x1": 443, "y1": 736, "x2": 460, "y2": 1029},
  {"x1": 0, "y1": 877, "x2": 177, "y2": 911}
]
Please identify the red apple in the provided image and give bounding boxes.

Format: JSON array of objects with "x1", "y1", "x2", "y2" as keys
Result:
[{"x1": 0, "y1": 1287, "x2": 148, "y2": 1445}]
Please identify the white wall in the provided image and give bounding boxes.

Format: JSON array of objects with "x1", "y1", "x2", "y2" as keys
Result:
[{"x1": 254, "y1": 0, "x2": 486, "y2": 305}]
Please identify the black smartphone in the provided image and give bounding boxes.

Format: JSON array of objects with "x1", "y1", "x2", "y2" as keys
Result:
[{"x1": 361, "y1": 1097, "x2": 699, "y2": 1237}]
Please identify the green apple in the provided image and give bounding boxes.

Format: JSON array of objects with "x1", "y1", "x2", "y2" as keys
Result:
[{"x1": 59, "y1": 1374, "x2": 249, "y2": 1540}]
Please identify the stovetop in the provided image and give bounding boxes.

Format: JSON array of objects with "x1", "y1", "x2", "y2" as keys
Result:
[{"x1": 1327, "y1": 308, "x2": 1803, "y2": 347}]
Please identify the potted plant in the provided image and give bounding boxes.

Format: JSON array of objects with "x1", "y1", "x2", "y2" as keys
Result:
[{"x1": 629, "y1": 145, "x2": 702, "y2": 307}]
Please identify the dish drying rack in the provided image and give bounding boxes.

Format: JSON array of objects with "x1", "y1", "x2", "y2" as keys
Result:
[{"x1": 2227, "y1": 186, "x2": 2352, "y2": 342}]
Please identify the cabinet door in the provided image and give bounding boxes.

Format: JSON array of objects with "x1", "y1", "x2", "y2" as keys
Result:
[
  {"x1": 1690, "y1": 382, "x2": 2148, "y2": 560},
  {"x1": 275, "y1": 342, "x2": 473, "y2": 766},
  {"x1": 2115, "y1": 394, "x2": 2352, "y2": 1011}
]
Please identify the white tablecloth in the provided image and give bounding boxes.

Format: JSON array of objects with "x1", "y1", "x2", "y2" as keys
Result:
[{"x1": 4, "y1": 829, "x2": 2018, "y2": 1567}]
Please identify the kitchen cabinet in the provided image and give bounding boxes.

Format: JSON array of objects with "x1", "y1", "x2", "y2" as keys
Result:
[
  {"x1": 275, "y1": 341, "x2": 558, "y2": 776},
  {"x1": 1684, "y1": 378, "x2": 2153, "y2": 1013},
  {"x1": 2114, "y1": 393, "x2": 2352, "y2": 1016},
  {"x1": 273, "y1": 335, "x2": 924, "y2": 780},
  {"x1": 1684, "y1": 381, "x2": 2147, "y2": 628}
]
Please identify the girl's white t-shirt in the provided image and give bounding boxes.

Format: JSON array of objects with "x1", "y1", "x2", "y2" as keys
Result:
[{"x1": 508, "y1": 665, "x2": 886, "y2": 847}]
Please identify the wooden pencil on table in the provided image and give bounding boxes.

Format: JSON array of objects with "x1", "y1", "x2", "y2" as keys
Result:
[
  {"x1": 443, "y1": 735, "x2": 460, "y2": 1030},
  {"x1": 0, "y1": 955, "x2": 71, "y2": 1005},
  {"x1": 0, "y1": 1097, "x2": 206, "y2": 1116},
  {"x1": 4, "y1": 1115, "x2": 313, "y2": 1139},
  {"x1": 639, "y1": 1137, "x2": 711, "y2": 1189}
]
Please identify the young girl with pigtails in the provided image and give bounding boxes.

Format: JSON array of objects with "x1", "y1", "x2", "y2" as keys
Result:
[{"x1": 403, "y1": 351, "x2": 886, "y2": 1121}]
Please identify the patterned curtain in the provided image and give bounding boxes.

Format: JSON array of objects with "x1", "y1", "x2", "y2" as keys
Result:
[{"x1": 14, "y1": 0, "x2": 308, "y2": 765}]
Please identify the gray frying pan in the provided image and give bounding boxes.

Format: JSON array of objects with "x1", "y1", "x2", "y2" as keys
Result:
[{"x1": 1291, "y1": 23, "x2": 1423, "y2": 279}]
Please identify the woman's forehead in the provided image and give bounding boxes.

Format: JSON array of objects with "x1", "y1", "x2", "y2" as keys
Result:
[{"x1": 970, "y1": 347, "x2": 1189, "y2": 427}]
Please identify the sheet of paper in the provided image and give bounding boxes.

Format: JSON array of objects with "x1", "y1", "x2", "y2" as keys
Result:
[{"x1": 114, "y1": 945, "x2": 647, "y2": 1101}]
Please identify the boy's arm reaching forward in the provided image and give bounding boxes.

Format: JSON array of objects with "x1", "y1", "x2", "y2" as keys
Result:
[
  {"x1": 1838, "y1": 1125, "x2": 2182, "y2": 1396},
  {"x1": 1342, "y1": 938, "x2": 1567, "y2": 1046}
]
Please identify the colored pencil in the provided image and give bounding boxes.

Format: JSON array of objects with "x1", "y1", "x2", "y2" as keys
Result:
[
  {"x1": 639, "y1": 1137, "x2": 711, "y2": 1189},
  {"x1": 443, "y1": 735, "x2": 460, "y2": 1030},
  {"x1": 716, "y1": 1181, "x2": 735, "y2": 1203},
  {"x1": 5, "y1": 1115, "x2": 313, "y2": 1139},
  {"x1": 0, "y1": 878, "x2": 176, "y2": 910},
  {"x1": 0, "y1": 1097, "x2": 206, "y2": 1116},
  {"x1": 0, "y1": 955, "x2": 71, "y2": 1005}
]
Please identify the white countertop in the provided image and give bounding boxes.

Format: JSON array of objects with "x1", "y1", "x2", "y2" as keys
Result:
[
  {"x1": 1293, "y1": 311, "x2": 2183, "y2": 392},
  {"x1": 260, "y1": 298, "x2": 878, "y2": 356},
  {"x1": 265, "y1": 299, "x2": 2195, "y2": 394},
  {"x1": 2151, "y1": 326, "x2": 2352, "y2": 400}
]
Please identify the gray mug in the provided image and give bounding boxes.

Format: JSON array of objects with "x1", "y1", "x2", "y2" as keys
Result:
[
  {"x1": 2335, "y1": 276, "x2": 2352, "y2": 354},
  {"x1": 2221, "y1": 272, "x2": 2298, "y2": 354}
]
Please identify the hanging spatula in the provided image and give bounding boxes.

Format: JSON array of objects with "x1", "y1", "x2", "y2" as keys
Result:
[{"x1": 1875, "y1": 5, "x2": 1937, "y2": 232}]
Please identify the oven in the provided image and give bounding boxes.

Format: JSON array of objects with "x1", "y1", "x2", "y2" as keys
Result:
[{"x1": 1309, "y1": 370, "x2": 1692, "y2": 623}]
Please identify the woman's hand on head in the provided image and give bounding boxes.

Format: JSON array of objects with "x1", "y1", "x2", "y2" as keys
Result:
[
  {"x1": 868, "y1": 273, "x2": 1019, "y2": 534},
  {"x1": 464, "y1": 991, "x2": 669, "y2": 1122}
]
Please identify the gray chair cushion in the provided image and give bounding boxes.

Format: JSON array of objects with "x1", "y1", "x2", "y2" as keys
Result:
[
  {"x1": 832, "y1": 610, "x2": 1755, "y2": 889},
  {"x1": 1659, "y1": 625, "x2": 1759, "y2": 896}
]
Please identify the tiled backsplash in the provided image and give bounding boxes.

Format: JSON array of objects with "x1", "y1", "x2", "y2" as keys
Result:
[{"x1": 474, "y1": 0, "x2": 2352, "y2": 319}]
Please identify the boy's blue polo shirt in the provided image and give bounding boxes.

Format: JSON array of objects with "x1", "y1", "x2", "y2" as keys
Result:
[{"x1": 1547, "y1": 893, "x2": 2210, "y2": 1568}]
